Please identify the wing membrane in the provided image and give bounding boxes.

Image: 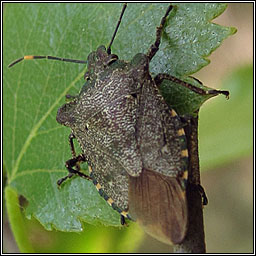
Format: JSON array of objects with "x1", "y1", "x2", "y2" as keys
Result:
[{"x1": 129, "y1": 168, "x2": 187, "y2": 245}]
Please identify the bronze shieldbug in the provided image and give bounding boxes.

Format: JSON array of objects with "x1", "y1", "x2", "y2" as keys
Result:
[{"x1": 8, "y1": 4, "x2": 229, "y2": 245}]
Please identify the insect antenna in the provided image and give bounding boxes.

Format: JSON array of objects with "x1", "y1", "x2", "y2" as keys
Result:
[
  {"x1": 8, "y1": 55, "x2": 87, "y2": 68},
  {"x1": 106, "y1": 3, "x2": 127, "y2": 54}
]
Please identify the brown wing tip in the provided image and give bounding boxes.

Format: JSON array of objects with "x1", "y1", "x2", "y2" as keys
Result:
[
  {"x1": 129, "y1": 170, "x2": 188, "y2": 246},
  {"x1": 141, "y1": 221, "x2": 187, "y2": 245}
]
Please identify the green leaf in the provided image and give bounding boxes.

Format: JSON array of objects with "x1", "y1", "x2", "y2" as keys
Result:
[
  {"x1": 3, "y1": 2, "x2": 236, "y2": 242},
  {"x1": 157, "y1": 3, "x2": 236, "y2": 114},
  {"x1": 152, "y1": 3, "x2": 234, "y2": 76}
]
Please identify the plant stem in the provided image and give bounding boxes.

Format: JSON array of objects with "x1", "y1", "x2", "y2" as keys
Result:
[
  {"x1": 5, "y1": 186, "x2": 35, "y2": 253},
  {"x1": 173, "y1": 114, "x2": 206, "y2": 253}
]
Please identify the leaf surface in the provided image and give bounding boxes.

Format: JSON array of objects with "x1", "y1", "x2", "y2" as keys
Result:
[{"x1": 3, "y1": 3, "x2": 236, "y2": 232}]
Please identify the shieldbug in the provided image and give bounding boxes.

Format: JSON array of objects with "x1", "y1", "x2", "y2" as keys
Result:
[{"x1": 9, "y1": 4, "x2": 229, "y2": 245}]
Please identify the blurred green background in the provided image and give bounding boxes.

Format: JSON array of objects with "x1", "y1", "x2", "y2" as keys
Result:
[{"x1": 3, "y1": 3, "x2": 253, "y2": 253}]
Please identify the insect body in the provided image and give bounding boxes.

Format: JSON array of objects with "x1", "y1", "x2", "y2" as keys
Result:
[
  {"x1": 9, "y1": 4, "x2": 229, "y2": 245},
  {"x1": 56, "y1": 5, "x2": 190, "y2": 244}
]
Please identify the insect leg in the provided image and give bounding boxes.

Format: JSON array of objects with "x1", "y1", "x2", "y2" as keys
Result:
[
  {"x1": 197, "y1": 184, "x2": 208, "y2": 206},
  {"x1": 120, "y1": 215, "x2": 126, "y2": 225},
  {"x1": 154, "y1": 73, "x2": 229, "y2": 98},
  {"x1": 67, "y1": 133, "x2": 82, "y2": 173},
  {"x1": 147, "y1": 4, "x2": 173, "y2": 60},
  {"x1": 188, "y1": 183, "x2": 208, "y2": 206},
  {"x1": 57, "y1": 133, "x2": 91, "y2": 186},
  {"x1": 57, "y1": 154, "x2": 91, "y2": 186},
  {"x1": 69, "y1": 133, "x2": 76, "y2": 157}
]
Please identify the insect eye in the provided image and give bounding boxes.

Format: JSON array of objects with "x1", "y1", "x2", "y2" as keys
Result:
[{"x1": 105, "y1": 54, "x2": 118, "y2": 66}]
